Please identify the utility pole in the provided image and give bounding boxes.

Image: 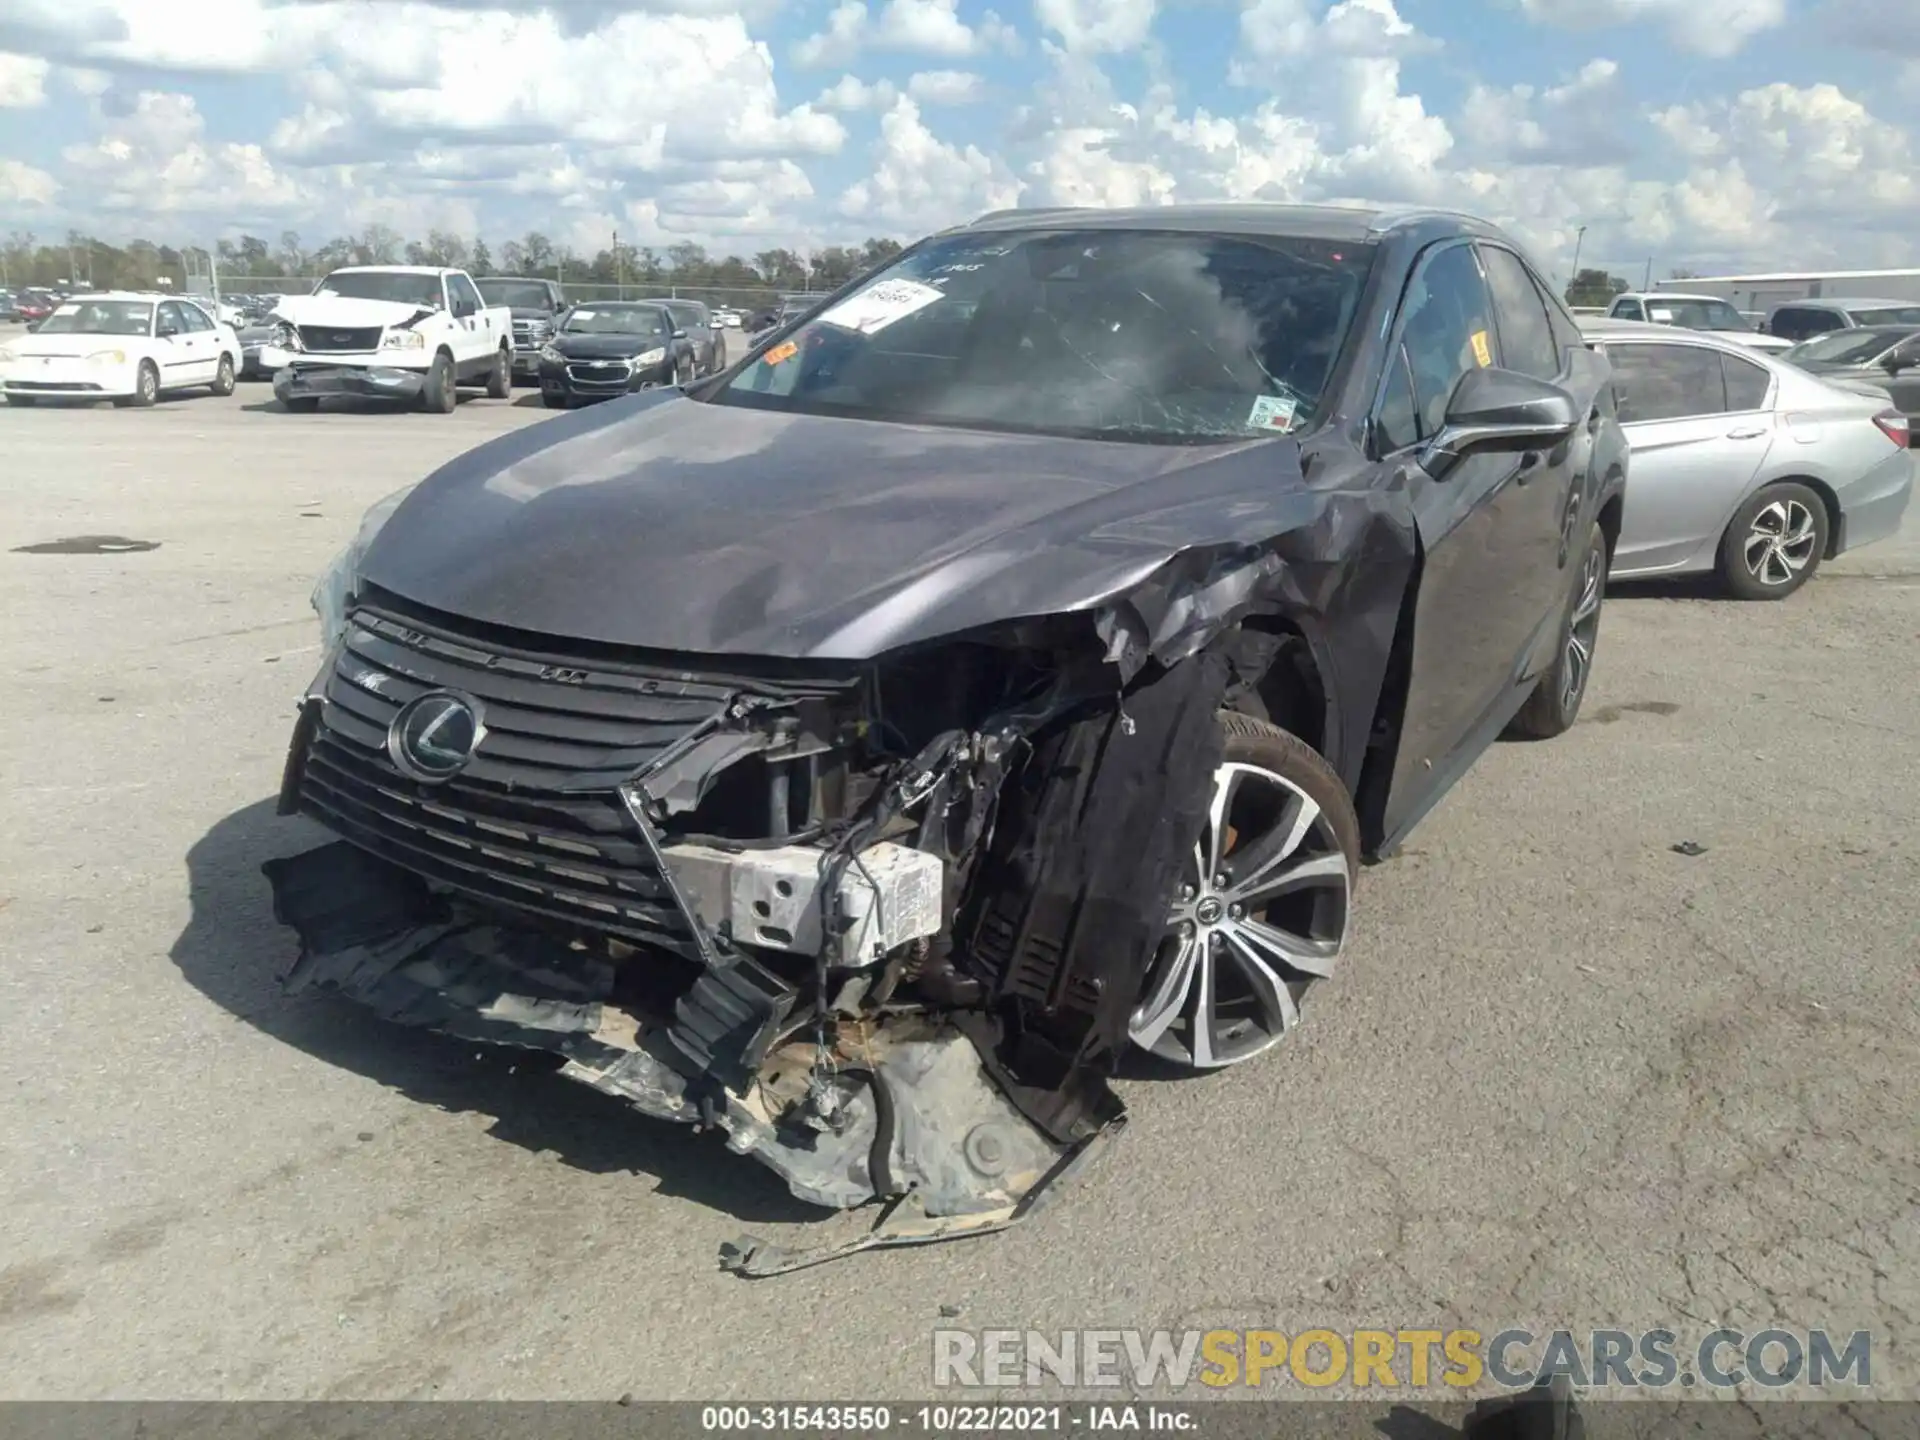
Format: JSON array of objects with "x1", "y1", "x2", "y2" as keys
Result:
[
  {"x1": 614, "y1": 227, "x2": 623, "y2": 300},
  {"x1": 1643, "y1": 257, "x2": 1653, "y2": 291},
  {"x1": 1568, "y1": 225, "x2": 1586, "y2": 294}
]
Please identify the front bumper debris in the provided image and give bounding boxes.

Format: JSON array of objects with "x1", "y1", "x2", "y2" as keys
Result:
[
  {"x1": 274, "y1": 361, "x2": 426, "y2": 402},
  {"x1": 262, "y1": 840, "x2": 1102, "y2": 1272}
]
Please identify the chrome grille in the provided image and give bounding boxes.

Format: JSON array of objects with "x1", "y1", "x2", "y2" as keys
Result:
[
  {"x1": 297, "y1": 324, "x2": 383, "y2": 353},
  {"x1": 566, "y1": 359, "x2": 631, "y2": 385},
  {"x1": 296, "y1": 604, "x2": 737, "y2": 951}
]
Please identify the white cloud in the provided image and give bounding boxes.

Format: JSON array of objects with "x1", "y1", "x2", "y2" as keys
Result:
[
  {"x1": 1035, "y1": 0, "x2": 1156, "y2": 52},
  {"x1": 0, "y1": 158, "x2": 58, "y2": 206},
  {"x1": 905, "y1": 69, "x2": 984, "y2": 105},
  {"x1": 0, "y1": 50, "x2": 48, "y2": 106},
  {"x1": 839, "y1": 96, "x2": 1021, "y2": 231},
  {"x1": 60, "y1": 90, "x2": 305, "y2": 219},
  {"x1": 815, "y1": 74, "x2": 899, "y2": 111},
  {"x1": 1513, "y1": 0, "x2": 1786, "y2": 58},
  {"x1": 793, "y1": 0, "x2": 1018, "y2": 67},
  {"x1": 1457, "y1": 59, "x2": 1637, "y2": 166}
]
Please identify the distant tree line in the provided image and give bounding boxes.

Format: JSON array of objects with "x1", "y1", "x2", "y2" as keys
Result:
[{"x1": 1, "y1": 226, "x2": 906, "y2": 301}]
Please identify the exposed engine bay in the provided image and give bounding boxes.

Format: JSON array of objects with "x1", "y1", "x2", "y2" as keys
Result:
[{"x1": 264, "y1": 589, "x2": 1278, "y2": 1273}]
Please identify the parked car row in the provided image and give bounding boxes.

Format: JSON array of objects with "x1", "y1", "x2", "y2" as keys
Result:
[{"x1": 1606, "y1": 290, "x2": 1920, "y2": 346}]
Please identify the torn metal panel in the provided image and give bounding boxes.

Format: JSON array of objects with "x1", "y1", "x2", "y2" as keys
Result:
[
  {"x1": 952, "y1": 647, "x2": 1231, "y2": 1143},
  {"x1": 262, "y1": 842, "x2": 1077, "y2": 1225}
]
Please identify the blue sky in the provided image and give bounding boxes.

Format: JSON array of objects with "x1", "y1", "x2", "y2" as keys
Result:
[{"x1": 0, "y1": 0, "x2": 1911, "y2": 278}]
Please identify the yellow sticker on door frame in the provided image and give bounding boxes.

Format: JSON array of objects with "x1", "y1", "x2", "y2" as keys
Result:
[{"x1": 1470, "y1": 329, "x2": 1492, "y2": 368}]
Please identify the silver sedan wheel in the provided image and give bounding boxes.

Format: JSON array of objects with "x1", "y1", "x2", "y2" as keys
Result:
[
  {"x1": 1743, "y1": 498, "x2": 1819, "y2": 588},
  {"x1": 1129, "y1": 761, "x2": 1352, "y2": 1069}
]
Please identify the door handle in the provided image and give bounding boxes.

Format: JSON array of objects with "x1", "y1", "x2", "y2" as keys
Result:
[{"x1": 1726, "y1": 426, "x2": 1769, "y2": 440}]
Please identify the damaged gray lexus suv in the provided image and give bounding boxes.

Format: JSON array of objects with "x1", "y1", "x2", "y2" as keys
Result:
[{"x1": 265, "y1": 205, "x2": 1628, "y2": 1274}]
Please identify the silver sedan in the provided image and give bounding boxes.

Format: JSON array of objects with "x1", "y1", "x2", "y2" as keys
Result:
[{"x1": 1580, "y1": 317, "x2": 1914, "y2": 600}]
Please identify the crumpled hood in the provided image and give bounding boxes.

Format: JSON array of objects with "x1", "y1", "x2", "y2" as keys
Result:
[
  {"x1": 359, "y1": 393, "x2": 1322, "y2": 660},
  {"x1": 270, "y1": 294, "x2": 433, "y2": 330}
]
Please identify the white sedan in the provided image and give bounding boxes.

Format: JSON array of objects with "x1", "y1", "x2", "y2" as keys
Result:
[{"x1": 0, "y1": 292, "x2": 242, "y2": 407}]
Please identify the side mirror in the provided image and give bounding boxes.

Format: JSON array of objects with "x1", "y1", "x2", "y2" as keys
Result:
[
  {"x1": 672, "y1": 328, "x2": 688, "y2": 340},
  {"x1": 25, "y1": 320, "x2": 40, "y2": 333},
  {"x1": 1421, "y1": 367, "x2": 1580, "y2": 480}
]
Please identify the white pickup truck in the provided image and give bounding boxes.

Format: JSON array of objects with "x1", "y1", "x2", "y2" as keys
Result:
[{"x1": 263, "y1": 266, "x2": 513, "y2": 413}]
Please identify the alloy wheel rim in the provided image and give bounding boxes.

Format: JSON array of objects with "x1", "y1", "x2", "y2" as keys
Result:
[
  {"x1": 1744, "y1": 499, "x2": 1818, "y2": 586},
  {"x1": 1129, "y1": 760, "x2": 1351, "y2": 1069},
  {"x1": 141, "y1": 368, "x2": 155, "y2": 400},
  {"x1": 1562, "y1": 539, "x2": 1604, "y2": 708}
]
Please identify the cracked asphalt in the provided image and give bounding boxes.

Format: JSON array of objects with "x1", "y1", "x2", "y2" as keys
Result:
[{"x1": 1, "y1": 357, "x2": 1914, "y2": 1405}]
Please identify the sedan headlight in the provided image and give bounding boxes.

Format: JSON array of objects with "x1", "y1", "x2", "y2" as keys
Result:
[
  {"x1": 313, "y1": 484, "x2": 418, "y2": 651},
  {"x1": 85, "y1": 349, "x2": 127, "y2": 365},
  {"x1": 0, "y1": 346, "x2": 15, "y2": 363},
  {"x1": 539, "y1": 343, "x2": 565, "y2": 362},
  {"x1": 380, "y1": 330, "x2": 426, "y2": 350},
  {"x1": 635, "y1": 347, "x2": 667, "y2": 367}
]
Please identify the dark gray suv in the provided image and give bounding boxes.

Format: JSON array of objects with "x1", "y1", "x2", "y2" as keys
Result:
[{"x1": 266, "y1": 204, "x2": 1627, "y2": 1272}]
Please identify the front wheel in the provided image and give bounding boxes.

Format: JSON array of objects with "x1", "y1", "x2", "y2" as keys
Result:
[
  {"x1": 1506, "y1": 521, "x2": 1606, "y2": 740},
  {"x1": 283, "y1": 396, "x2": 319, "y2": 414},
  {"x1": 1718, "y1": 482, "x2": 1826, "y2": 600},
  {"x1": 484, "y1": 347, "x2": 511, "y2": 399},
  {"x1": 211, "y1": 354, "x2": 236, "y2": 396},
  {"x1": 541, "y1": 391, "x2": 569, "y2": 409},
  {"x1": 127, "y1": 360, "x2": 159, "y2": 408},
  {"x1": 1129, "y1": 713, "x2": 1359, "y2": 1070},
  {"x1": 421, "y1": 351, "x2": 456, "y2": 413}
]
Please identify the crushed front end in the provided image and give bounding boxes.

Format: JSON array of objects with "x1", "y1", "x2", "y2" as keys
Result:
[{"x1": 265, "y1": 592, "x2": 1228, "y2": 1272}]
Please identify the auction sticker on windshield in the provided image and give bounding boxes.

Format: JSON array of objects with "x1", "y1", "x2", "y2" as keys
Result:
[
  {"x1": 1247, "y1": 395, "x2": 1298, "y2": 432},
  {"x1": 572, "y1": 310, "x2": 597, "y2": 320},
  {"x1": 818, "y1": 279, "x2": 944, "y2": 335}
]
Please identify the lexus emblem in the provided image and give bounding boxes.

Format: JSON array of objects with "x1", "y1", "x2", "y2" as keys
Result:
[{"x1": 387, "y1": 690, "x2": 485, "y2": 783}]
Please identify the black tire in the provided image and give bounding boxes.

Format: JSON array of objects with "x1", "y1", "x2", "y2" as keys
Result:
[
  {"x1": 128, "y1": 360, "x2": 159, "y2": 408},
  {"x1": 484, "y1": 346, "x2": 511, "y2": 399},
  {"x1": 1507, "y1": 521, "x2": 1607, "y2": 740},
  {"x1": 211, "y1": 354, "x2": 236, "y2": 396},
  {"x1": 422, "y1": 351, "x2": 456, "y2": 413},
  {"x1": 541, "y1": 391, "x2": 569, "y2": 409},
  {"x1": 1130, "y1": 711, "x2": 1360, "y2": 1070},
  {"x1": 283, "y1": 396, "x2": 320, "y2": 414},
  {"x1": 1717, "y1": 481, "x2": 1827, "y2": 600}
]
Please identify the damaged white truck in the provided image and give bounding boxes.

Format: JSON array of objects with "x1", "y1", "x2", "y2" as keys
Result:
[
  {"x1": 264, "y1": 206, "x2": 1627, "y2": 1273},
  {"x1": 263, "y1": 265, "x2": 513, "y2": 413}
]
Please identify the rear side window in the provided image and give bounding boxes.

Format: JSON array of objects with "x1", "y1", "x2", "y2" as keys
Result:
[
  {"x1": 1480, "y1": 246, "x2": 1561, "y2": 380},
  {"x1": 1612, "y1": 298, "x2": 1645, "y2": 320},
  {"x1": 1772, "y1": 307, "x2": 1841, "y2": 341},
  {"x1": 1607, "y1": 343, "x2": 1727, "y2": 423},
  {"x1": 1723, "y1": 354, "x2": 1771, "y2": 411}
]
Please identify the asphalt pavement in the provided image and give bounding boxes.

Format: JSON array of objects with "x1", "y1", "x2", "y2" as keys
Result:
[{"x1": 1, "y1": 346, "x2": 1914, "y2": 1401}]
